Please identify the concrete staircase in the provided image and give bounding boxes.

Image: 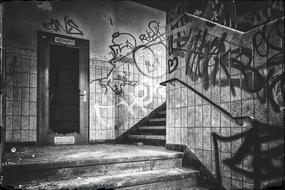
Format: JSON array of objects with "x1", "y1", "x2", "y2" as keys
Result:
[
  {"x1": 121, "y1": 103, "x2": 166, "y2": 146},
  {"x1": 2, "y1": 144, "x2": 199, "y2": 190}
]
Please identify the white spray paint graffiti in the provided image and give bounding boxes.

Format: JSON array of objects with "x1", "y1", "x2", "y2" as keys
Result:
[{"x1": 94, "y1": 78, "x2": 165, "y2": 127}]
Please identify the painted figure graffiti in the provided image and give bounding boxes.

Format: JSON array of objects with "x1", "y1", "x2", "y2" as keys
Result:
[
  {"x1": 95, "y1": 20, "x2": 166, "y2": 95},
  {"x1": 109, "y1": 32, "x2": 137, "y2": 60}
]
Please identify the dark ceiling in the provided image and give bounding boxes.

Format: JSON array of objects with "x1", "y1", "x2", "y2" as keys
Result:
[{"x1": 133, "y1": 0, "x2": 167, "y2": 12}]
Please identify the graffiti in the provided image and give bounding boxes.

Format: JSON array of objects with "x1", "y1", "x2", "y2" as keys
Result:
[
  {"x1": 109, "y1": 32, "x2": 137, "y2": 60},
  {"x1": 234, "y1": 0, "x2": 284, "y2": 30},
  {"x1": 184, "y1": 29, "x2": 230, "y2": 92},
  {"x1": 138, "y1": 21, "x2": 165, "y2": 43},
  {"x1": 191, "y1": 0, "x2": 284, "y2": 31},
  {"x1": 43, "y1": 16, "x2": 83, "y2": 35},
  {"x1": 132, "y1": 41, "x2": 165, "y2": 78},
  {"x1": 168, "y1": 15, "x2": 284, "y2": 112},
  {"x1": 170, "y1": 14, "x2": 192, "y2": 30},
  {"x1": 94, "y1": 79, "x2": 165, "y2": 127},
  {"x1": 252, "y1": 19, "x2": 283, "y2": 57},
  {"x1": 119, "y1": 81, "x2": 154, "y2": 115},
  {"x1": 202, "y1": 0, "x2": 235, "y2": 28},
  {"x1": 168, "y1": 57, "x2": 179, "y2": 74},
  {"x1": 92, "y1": 71, "x2": 138, "y2": 96},
  {"x1": 168, "y1": 3, "x2": 185, "y2": 23},
  {"x1": 212, "y1": 119, "x2": 284, "y2": 189},
  {"x1": 104, "y1": 15, "x2": 113, "y2": 26},
  {"x1": 94, "y1": 20, "x2": 166, "y2": 94},
  {"x1": 110, "y1": 72, "x2": 138, "y2": 95},
  {"x1": 168, "y1": 27, "x2": 192, "y2": 58}
]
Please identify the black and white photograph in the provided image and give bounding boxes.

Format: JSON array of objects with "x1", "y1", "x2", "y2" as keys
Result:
[{"x1": 0, "y1": 0, "x2": 284, "y2": 189}]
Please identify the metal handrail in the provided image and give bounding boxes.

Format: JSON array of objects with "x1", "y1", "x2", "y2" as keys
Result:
[{"x1": 160, "y1": 78, "x2": 251, "y2": 125}]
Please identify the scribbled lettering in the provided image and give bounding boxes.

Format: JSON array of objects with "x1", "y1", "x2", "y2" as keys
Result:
[
  {"x1": 168, "y1": 13, "x2": 284, "y2": 112},
  {"x1": 43, "y1": 16, "x2": 83, "y2": 35},
  {"x1": 139, "y1": 21, "x2": 165, "y2": 43}
]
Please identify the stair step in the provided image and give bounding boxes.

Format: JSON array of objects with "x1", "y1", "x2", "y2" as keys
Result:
[
  {"x1": 128, "y1": 135, "x2": 166, "y2": 140},
  {"x1": 4, "y1": 158, "x2": 182, "y2": 185},
  {"x1": 139, "y1": 126, "x2": 166, "y2": 130},
  {"x1": 159, "y1": 110, "x2": 166, "y2": 114},
  {"x1": 20, "y1": 168, "x2": 199, "y2": 190},
  {"x1": 3, "y1": 145, "x2": 181, "y2": 185},
  {"x1": 148, "y1": 118, "x2": 166, "y2": 122}
]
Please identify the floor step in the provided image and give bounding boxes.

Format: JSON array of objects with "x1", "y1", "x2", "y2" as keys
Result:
[
  {"x1": 128, "y1": 135, "x2": 166, "y2": 140},
  {"x1": 20, "y1": 168, "x2": 199, "y2": 190},
  {"x1": 148, "y1": 118, "x2": 166, "y2": 122},
  {"x1": 139, "y1": 126, "x2": 166, "y2": 130},
  {"x1": 3, "y1": 145, "x2": 182, "y2": 185}
]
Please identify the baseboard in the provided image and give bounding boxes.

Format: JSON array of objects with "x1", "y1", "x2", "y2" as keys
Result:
[
  {"x1": 4, "y1": 142, "x2": 37, "y2": 152},
  {"x1": 165, "y1": 144, "x2": 186, "y2": 152},
  {"x1": 89, "y1": 139, "x2": 116, "y2": 144}
]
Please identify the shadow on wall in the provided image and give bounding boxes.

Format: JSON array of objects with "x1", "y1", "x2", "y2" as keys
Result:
[
  {"x1": 212, "y1": 119, "x2": 284, "y2": 190},
  {"x1": 184, "y1": 119, "x2": 284, "y2": 190},
  {"x1": 183, "y1": 149, "x2": 224, "y2": 190}
]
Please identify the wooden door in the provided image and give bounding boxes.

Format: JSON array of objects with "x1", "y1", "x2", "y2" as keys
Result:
[{"x1": 37, "y1": 31, "x2": 89, "y2": 145}]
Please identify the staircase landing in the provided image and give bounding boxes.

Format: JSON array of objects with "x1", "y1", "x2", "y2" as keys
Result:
[
  {"x1": 4, "y1": 144, "x2": 181, "y2": 167},
  {"x1": 3, "y1": 144, "x2": 199, "y2": 190}
]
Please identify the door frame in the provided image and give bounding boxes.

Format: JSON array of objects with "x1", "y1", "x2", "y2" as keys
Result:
[{"x1": 37, "y1": 31, "x2": 89, "y2": 145}]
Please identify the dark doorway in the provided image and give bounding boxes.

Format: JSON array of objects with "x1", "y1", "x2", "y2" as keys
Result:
[
  {"x1": 38, "y1": 31, "x2": 89, "y2": 145},
  {"x1": 49, "y1": 45, "x2": 80, "y2": 134}
]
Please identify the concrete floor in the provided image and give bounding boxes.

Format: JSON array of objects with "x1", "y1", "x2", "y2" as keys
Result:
[
  {"x1": 3, "y1": 144, "x2": 183, "y2": 167},
  {"x1": 2, "y1": 144, "x2": 204, "y2": 190}
]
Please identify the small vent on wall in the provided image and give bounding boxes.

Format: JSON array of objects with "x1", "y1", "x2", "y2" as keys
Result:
[{"x1": 54, "y1": 136, "x2": 75, "y2": 145}]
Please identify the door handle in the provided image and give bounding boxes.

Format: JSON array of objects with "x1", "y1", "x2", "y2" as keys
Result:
[{"x1": 80, "y1": 90, "x2": 87, "y2": 102}]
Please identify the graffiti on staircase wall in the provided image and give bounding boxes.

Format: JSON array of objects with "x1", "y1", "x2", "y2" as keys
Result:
[
  {"x1": 93, "y1": 20, "x2": 166, "y2": 95},
  {"x1": 168, "y1": 0, "x2": 284, "y2": 32},
  {"x1": 168, "y1": 15, "x2": 284, "y2": 112}
]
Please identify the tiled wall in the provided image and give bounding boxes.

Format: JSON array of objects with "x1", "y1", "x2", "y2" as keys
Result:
[
  {"x1": 4, "y1": 1, "x2": 166, "y2": 143},
  {"x1": 89, "y1": 39, "x2": 166, "y2": 141},
  {"x1": 5, "y1": 47, "x2": 37, "y2": 142},
  {"x1": 4, "y1": 45, "x2": 166, "y2": 143},
  {"x1": 89, "y1": 59, "x2": 116, "y2": 142},
  {"x1": 166, "y1": 14, "x2": 284, "y2": 189},
  {"x1": 114, "y1": 57, "x2": 166, "y2": 137}
]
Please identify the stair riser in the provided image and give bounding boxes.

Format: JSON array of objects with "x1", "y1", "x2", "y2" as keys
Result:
[
  {"x1": 129, "y1": 139, "x2": 166, "y2": 146},
  {"x1": 3, "y1": 158, "x2": 182, "y2": 185},
  {"x1": 137, "y1": 130, "x2": 166, "y2": 135},
  {"x1": 118, "y1": 177, "x2": 198, "y2": 190}
]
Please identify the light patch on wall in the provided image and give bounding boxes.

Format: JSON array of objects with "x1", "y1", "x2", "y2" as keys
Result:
[
  {"x1": 94, "y1": 78, "x2": 165, "y2": 126},
  {"x1": 34, "y1": 1, "x2": 53, "y2": 12}
]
